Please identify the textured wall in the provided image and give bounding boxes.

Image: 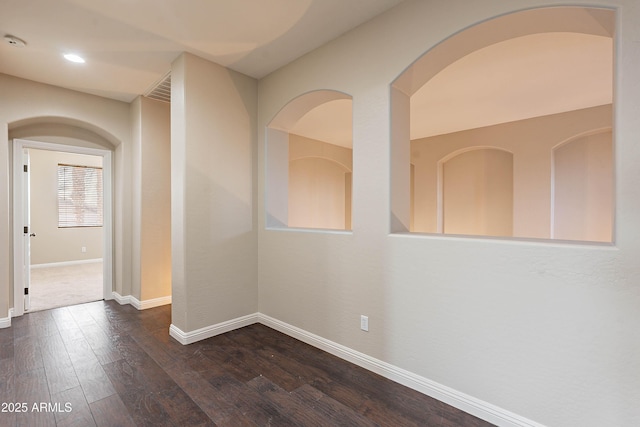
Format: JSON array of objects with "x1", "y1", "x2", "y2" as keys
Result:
[
  {"x1": 171, "y1": 53, "x2": 258, "y2": 332},
  {"x1": 258, "y1": 2, "x2": 640, "y2": 426}
]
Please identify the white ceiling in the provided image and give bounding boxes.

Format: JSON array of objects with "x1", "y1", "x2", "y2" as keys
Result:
[
  {"x1": 0, "y1": 0, "x2": 403, "y2": 102},
  {"x1": 410, "y1": 32, "x2": 613, "y2": 140}
]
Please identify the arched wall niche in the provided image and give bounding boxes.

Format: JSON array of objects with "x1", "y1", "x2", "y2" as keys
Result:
[
  {"x1": 438, "y1": 145, "x2": 513, "y2": 164},
  {"x1": 266, "y1": 90, "x2": 353, "y2": 230},
  {"x1": 551, "y1": 127, "x2": 612, "y2": 153},
  {"x1": 552, "y1": 128, "x2": 613, "y2": 242},
  {"x1": 289, "y1": 157, "x2": 352, "y2": 230},
  {"x1": 439, "y1": 148, "x2": 514, "y2": 237},
  {"x1": 391, "y1": 5, "x2": 615, "y2": 242},
  {"x1": 410, "y1": 110, "x2": 612, "y2": 237},
  {"x1": 268, "y1": 90, "x2": 351, "y2": 132},
  {"x1": 289, "y1": 155, "x2": 352, "y2": 172}
]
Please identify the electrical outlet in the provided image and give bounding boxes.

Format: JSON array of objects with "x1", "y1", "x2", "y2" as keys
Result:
[
  {"x1": 81, "y1": 246, "x2": 87, "y2": 253},
  {"x1": 360, "y1": 315, "x2": 369, "y2": 332}
]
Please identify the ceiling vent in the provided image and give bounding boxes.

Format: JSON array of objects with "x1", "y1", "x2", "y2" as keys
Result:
[{"x1": 144, "y1": 71, "x2": 171, "y2": 103}]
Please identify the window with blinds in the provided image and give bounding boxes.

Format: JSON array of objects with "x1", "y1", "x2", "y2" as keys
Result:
[{"x1": 57, "y1": 164, "x2": 103, "y2": 228}]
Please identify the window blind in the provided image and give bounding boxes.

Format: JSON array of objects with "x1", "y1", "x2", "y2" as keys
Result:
[{"x1": 57, "y1": 164, "x2": 103, "y2": 228}]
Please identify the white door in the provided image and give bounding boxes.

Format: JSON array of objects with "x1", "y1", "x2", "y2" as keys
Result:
[{"x1": 22, "y1": 149, "x2": 32, "y2": 311}]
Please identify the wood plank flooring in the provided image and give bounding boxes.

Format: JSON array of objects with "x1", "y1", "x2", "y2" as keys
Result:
[{"x1": 0, "y1": 301, "x2": 494, "y2": 426}]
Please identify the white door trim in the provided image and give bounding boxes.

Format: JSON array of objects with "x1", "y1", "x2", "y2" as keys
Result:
[{"x1": 12, "y1": 139, "x2": 114, "y2": 317}]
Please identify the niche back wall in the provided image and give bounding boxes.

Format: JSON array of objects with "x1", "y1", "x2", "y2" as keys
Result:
[{"x1": 29, "y1": 149, "x2": 103, "y2": 265}]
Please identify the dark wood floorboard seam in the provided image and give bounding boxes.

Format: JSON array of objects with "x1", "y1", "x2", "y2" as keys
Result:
[{"x1": 3, "y1": 301, "x2": 494, "y2": 427}]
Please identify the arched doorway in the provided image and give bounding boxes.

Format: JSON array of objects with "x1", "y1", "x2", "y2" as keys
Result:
[{"x1": 10, "y1": 118, "x2": 117, "y2": 316}]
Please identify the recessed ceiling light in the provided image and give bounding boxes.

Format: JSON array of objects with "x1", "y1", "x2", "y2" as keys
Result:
[{"x1": 64, "y1": 53, "x2": 85, "y2": 63}]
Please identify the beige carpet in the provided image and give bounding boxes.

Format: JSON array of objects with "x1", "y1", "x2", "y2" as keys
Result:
[{"x1": 29, "y1": 261, "x2": 103, "y2": 312}]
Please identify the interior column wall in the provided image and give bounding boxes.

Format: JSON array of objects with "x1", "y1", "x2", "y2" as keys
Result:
[
  {"x1": 265, "y1": 128, "x2": 289, "y2": 227},
  {"x1": 390, "y1": 86, "x2": 411, "y2": 232},
  {"x1": 171, "y1": 53, "x2": 258, "y2": 333},
  {"x1": 131, "y1": 96, "x2": 172, "y2": 302}
]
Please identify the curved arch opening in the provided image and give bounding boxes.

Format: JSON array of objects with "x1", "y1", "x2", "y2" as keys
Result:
[
  {"x1": 266, "y1": 90, "x2": 353, "y2": 230},
  {"x1": 9, "y1": 116, "x2": 121, "y2": 149},
  {"x1": 268, "y1": 90, "x2": 351, "y2": 132},
  {"x1": 8, "y1": 116, "x2": 117, "y2": 316},
  {"x1": 391, "y1": 6, "x2": 614, "y2": 242}
]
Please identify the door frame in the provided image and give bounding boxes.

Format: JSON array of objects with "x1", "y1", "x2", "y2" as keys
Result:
[{"x1": 12, "y1": 139, "x2": 113, "y2": 316}]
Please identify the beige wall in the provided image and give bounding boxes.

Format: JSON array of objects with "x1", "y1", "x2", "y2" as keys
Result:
[
  {"x1": 411, "y1": 105, "x2": 612, "y2": 239},
  {"x1": 553, "y1": 130, "x2": 613, "y2": 242},
  {"x1": 0, "y1": 73, "x2": 132, "y2": 316},
  {"x1": 288, "y1": 134, "x2": 352, "y2": 230},
  {"x1": 1, "y1": 2, "x2": 637, "y2": 426},
  {"x1": 131, "y1": 97, "x2": 172, "y2": 301},
  {"x1": 441, "y1": 148, "x2": 513, "y2": 237},
  {"x1": 171, "y1": 53, "x2": 258, "y2": 332},
  {"x1": 257, "y1": 2, "x2": 640, "y2": 426},
  {"x1": 29, "y1": 149, "x2": 103, "y2": 265}
]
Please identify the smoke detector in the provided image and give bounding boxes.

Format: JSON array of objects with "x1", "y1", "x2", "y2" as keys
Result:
[{"x1": 4, "y1": 35, "x2": 27, "y2": 48}]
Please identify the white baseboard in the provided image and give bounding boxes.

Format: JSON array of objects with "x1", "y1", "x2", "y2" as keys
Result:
[
  {"x1": 112, "y1": 292, "x2": 130, "y2": 305},
  {"x1": 31, "y1": 258, "x2": 103, "y2": 269},
  {"x1": 112, "y1": 292, "x2": 172, "y2": 310},
  {"x1": 259, "y1": 314, "x2": 544, "y2": 427},
  {"x1": 0, "y1": 308, "x2": 14, "y2": 329},
  {"x1": 123, "y1": 307, "x2": 543, "y2": 427},
  {"x1": 131, "y1": 295, "x2": 172, "y2": 310},
  {"x1": 169, "y1": 313, "x2": 259, "y2": 345}
]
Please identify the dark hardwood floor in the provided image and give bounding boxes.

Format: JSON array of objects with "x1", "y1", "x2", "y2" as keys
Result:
[{"x1": 0, "y1": 301, "x2": 494, "y2": 426}]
